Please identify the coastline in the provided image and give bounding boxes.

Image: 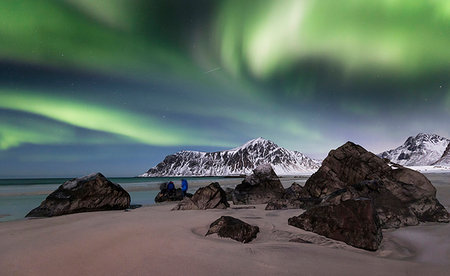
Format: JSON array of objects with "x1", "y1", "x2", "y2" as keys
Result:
[{"x1": 0, "y1": 173, "x2": 449, "y2": 275}]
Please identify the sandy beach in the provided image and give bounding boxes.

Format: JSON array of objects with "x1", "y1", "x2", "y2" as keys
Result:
[
  {"x1": 0, "y1": 205, "x2": 449, "y2": 275},
  {"x1": 0, "y1": 173, "x2": 449, "y2": 275}
]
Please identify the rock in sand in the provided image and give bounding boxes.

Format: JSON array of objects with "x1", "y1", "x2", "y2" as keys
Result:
[
  {"x1": 155, "y1": 188, "x2": 185, "y2": 203},
  {"x1": 300, "y1": 142, "x2": 449, "y2": 228},
  {"x1": 206, "y1": 216, "x2": 259, "y2": 243},
  {"x1": 232, "y1": 164, "x2": 285, "y2": 205},
  {"x1": 288, "y1": 198, "x2": 383, "y2": 251},
  {"x1": 265, "y1": 182, "x2": 321, "y2": 210},
  {"x1": 173, "y1": 182, "x2": 229, "y2": 210},
  {"x1": 26, "y1": 173, "x2": 130, "y2": 217}
]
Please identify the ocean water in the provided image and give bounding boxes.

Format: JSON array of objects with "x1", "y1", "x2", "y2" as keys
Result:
[
  {"x1": 1, "y1": 173, "x2": 448, "y2": 223},
  {"x1": 0, "y1": 176, "x2": 247, "y2": 222}
]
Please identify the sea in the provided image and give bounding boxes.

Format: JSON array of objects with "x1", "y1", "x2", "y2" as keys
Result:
[
  {"x1": 0, "y1": 176, "x2": 244, "y2": 222},
  {"x1": 0, "y1": 175, "x2": 311, "y2": 222},
  {"x1": 5, "y1": 173, "x2": 445, "y2": 223}
]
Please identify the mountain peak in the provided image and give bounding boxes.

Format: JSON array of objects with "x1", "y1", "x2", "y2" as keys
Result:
[
  {"x1": 381, "y1": 133, "x2": 450, "y2": 166},
  {"x1": 410, "y1": 133, "x2": 445, "y2": 141},
  {"x1": 141, "y1": 138, "x2": 320, "y2": 176},
  {"x1": 230, "y1": 137, "x2": 277, "y2": 151}
]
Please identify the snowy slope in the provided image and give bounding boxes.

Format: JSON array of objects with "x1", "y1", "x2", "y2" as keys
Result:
[
  {"x1": 433, "y1": 143, "x2": 450, "y2": 165},
  {"x1": 140, "y1": 137, "x2": 320, "y2": 177},
  {"x1": 379, "y1": 133, "x2": 450, "y2": 166}
]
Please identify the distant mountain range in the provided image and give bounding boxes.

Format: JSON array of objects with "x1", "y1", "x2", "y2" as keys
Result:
[
  {"x1": 141, "y1": 133, "x2": 450, "y2": 177},
  {"x1": 140, "y1": 137, "x2": 321, "y2": 177},
  {"x1": 379, "y1": 133, "x2": 450, "y2": 166}
]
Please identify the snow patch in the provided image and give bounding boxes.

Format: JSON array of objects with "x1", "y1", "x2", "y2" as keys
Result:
[{"x1": 406, "y1": 165, "x2": 450, "y2": 173}]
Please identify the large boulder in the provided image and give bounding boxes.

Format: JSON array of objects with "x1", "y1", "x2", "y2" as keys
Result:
[
  {"x1": 173, "y1": 182, "x2": 229, "y2": 210},
  {"x1": 265, "y1": 182, "x2": 321, "y2": 210},
  {"x1": 26, "y1": 173, "x2": 130, "y2": 217},
  {"x1": 206, "y1": 216, "x2": 259, "y2": 243},
  {"x1": 232, "y1": 164, "x2": 285, "y2": 205},
  {"x1": 301, "y1": 142, "x2": 449, "y2": 228},
  {"x1": 288, "y1": 198, "x2": 383, "y2": 251}
]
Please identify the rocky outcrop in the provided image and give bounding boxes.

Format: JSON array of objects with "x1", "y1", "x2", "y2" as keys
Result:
[
  {"x1": 206, "y1": 216, "x2": 259, "y2": 243},
  {"x1": 288, "y1": 198, "x2": 383, "y2": 251},
  {"x1": 265, "y1": 182, "x2": 321, "y2": 210},
  {"x1": 173, "y1": 182, "x2": 229, "y2": 210},
  {"x1": 232, "y1": 164, "x2": 285, "y2": 205},
  {"x1": 26, "y1": 173, "x2": 130, "y2": 217},
  {"x1": 301, "y1": 142, "x2": 449, "y2": 228},
  {"x1": 155, "y1": 188, "x2": 185, "y2": 203}
]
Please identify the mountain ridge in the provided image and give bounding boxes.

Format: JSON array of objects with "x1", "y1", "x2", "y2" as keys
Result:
[
  {"x1": 379, "y1": 133, "x2": 450, "y2": 166},
  {"x1": 140, "y1": 137, "x2": 320, "y2": 177}
]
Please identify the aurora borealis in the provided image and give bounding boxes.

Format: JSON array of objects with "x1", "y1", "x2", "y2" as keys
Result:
[{"x1": 0, "y1": 0, "x2": 449, "y2": 177}]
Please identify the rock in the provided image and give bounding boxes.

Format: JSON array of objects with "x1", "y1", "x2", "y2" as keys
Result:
[
  {"x1": 265, "y1": 199, "x2": 303, "y2": 210},
  {"x1": 206, "y1": 216, "x2": 259, "y2": 243},
  {"x1": 265, "y1": 182, "x2": 321, "y2": 210},
  {"x1": 301, "y1": 142, "x2": 449, "y2": 228},
  {"x1": 284, "y1": 182, "x2": 304, "y2": 199},
  {"x1": 232, "y1": 164, "x2": 285, "y2": 205},
  {"x1": 224, "y1": 187, "x2": 234, "y2": 201},
  {"x1": 155, "y1": 188, "x2": 184, "y2": 203},
  {"x1": 173, "y1": 182, "x2": 229, "y2": 210},
  {"x1": 288, "y1": 199, "x2": 383, "y2": 251},
  {"x1": 265, "y1": 198, "x2": 321, "y2": 210},
  {"x1": 26, "y1": 173, "x2": 130, "y2": 217}
]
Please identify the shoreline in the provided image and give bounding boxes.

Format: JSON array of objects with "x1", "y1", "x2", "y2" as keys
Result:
[{"x1": 1, "y1": 172, "x2": 449, "y2": 275}]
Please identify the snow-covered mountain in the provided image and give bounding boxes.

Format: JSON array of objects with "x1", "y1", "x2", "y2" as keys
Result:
[
  {"x1": 140, "y1": 137, "x2": 321, "y2": 177},
  {"x1": 434, "y1": 143, "x2": 450, "y2": 165},
  {"x1": 379, "y1": 133, "x2": 450, "y2": 166}
]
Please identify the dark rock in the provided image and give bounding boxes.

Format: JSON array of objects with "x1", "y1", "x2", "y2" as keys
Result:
[
  {"x1": 26, "y1": 173, "x2": 130, "y2": 217},
  {"x1": 265, "y1": 199, "x2": 304, "y2": 210},
  {"x1": 224, "y1": 187, "x2": 234, "y2": 201},
  {"x1": 284, "y1": 182, "x2": 303, "y2": 199},
  {"x1": 155, "y1": 188, "x2": 184, "y2": 203},
  {"x1": 206, "y1": 216, "x2": 259, "y2": 243},
  {"x1": 288, "y1": 199, "x2": 383, "y2": 251},
  {"x1": 232, "y1": 164, "x2": 285, "y2": 205},
  {"x1": 265, "y1": 182, "x2": 321, "y2": 210},
  {"x1": 173, "y1": 182, "x2": 229, "y2": 210},
  {"x1": 159, "y1": 182, "x2": 168, "y2": 190},
  {"x1": 301, "y1": 142, "x2": 449, "y2": 228},
  {"x1": 265, "y1": 197, "x2": 321, "y2": 210}
]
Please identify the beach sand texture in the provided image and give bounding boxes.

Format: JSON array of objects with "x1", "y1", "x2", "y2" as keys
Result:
[{"x1": 0, "y1": 175, "x2": 449, "y2": 276}]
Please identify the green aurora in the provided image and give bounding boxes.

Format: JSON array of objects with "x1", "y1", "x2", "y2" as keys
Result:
[{"x1": 0, "y1": 0, "x2": 448, "y2": 177}]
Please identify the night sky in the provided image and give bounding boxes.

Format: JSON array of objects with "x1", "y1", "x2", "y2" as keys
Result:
[{"x1": 0, "y1": 0, "x2": 449, "y2": 177}]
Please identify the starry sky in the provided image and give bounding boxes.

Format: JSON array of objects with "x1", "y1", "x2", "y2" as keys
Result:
[{"x1": 0, "y1": 0, "x2": 449, "y2": 177}]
